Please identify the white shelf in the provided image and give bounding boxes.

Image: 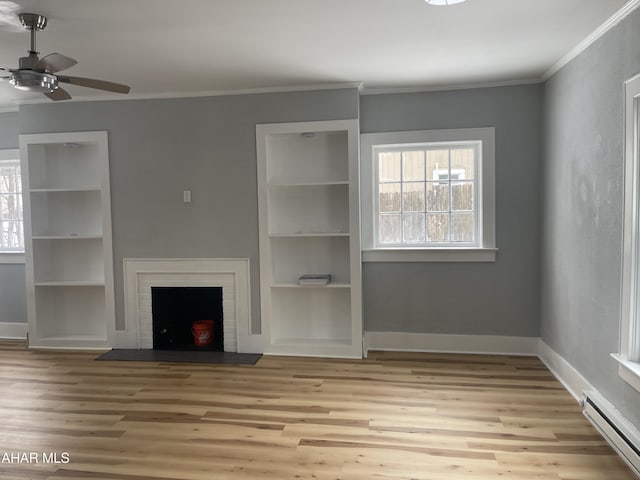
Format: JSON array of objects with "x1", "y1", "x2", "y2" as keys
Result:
[
  {"x1": 272, "y1": 337, "x2": 352, "y2": 347},
  {"x1": 32, "y1": 237, "x2": 105, "y2": 284},
  {"x1": 30, "y1": 187, "x2": 100, "y2": 193},
  {"x1": 35, "y1": 281, "x2": 105, "y2": 287},
  {"x1": 268, "y1": 183, "x2": 350, "y2": 235},
  {"x1": 29, "y1": 333, "x2": 111, "y2": 349},
  {"x1": 264, "y1": 129, "x2": 349, "y2": 185},
  {"x1": 20, "y1": 131, "x2": 115, "y2": 350},
  {"x1": 269, "y1": 179, "x2": 349, "y2": 187},
  {"x1": 271, "y1": 282, "x2": 351, "y2": 288},
  {"x1": 37, "y1": 334, "x2": 107, "y2": 341},
  {"x1": 257, "y1": 119, "x2": 362, "y2": 358},
  {"x1": 268, "y1": 232, "x2": 349, "y2": 238},
  {"x1": 29, "y1": 189, "x2": 104, "y2": 237},
  {"x1": 26, "y1": 140, "x2": 102, "y2": 191},
  {"x1": 33, "y1": 234, "x2": 103, "y2": 240}
]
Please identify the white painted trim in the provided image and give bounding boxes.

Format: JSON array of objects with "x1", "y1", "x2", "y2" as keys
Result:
[
  {"x1": 362, "y1": 248, "x2": 497, "y2": 263},
  {"x1": 542, "y1": 0, "x2": 640, "y2": 81},
  {"x1": 612, "y1": 354, "x2": 640, "y2": 393},
  {"x1": 0, "y1": 253, "x2": 25, "y2": 264},
  {"x1": 361, "y1": 78, "x2": 541, "y2": 95},
  {"x1": 237, "y1": 333, "x2": 264, "y2": 355},
  {"x1": 537, "y1": 339, "x2": 593, "y2": 403},
  {"x1": 19, "y1": 131, "x2": 115, "y2": 349},
  {"x1": 256, "y1": 119, "x2": 363, "y2": 359},
  {"x1": 0, "y1": 322, "x2": 27, "y2": 339},
  {"x1": 617, "y1": 72, "x2": 640, "y2": 391},
  {"x1": 9, "y1": 82, "x2": 364, "y2": 108},
  {"x1": 363, "y1": 331, "x2": 538, "y2": 356},
  {"x1": 28, "y1": 345, "x2": 109, "y2": 351},
  {"x1": 360, "y1": 127, "x2": 496, "y2": 257},
  {"x1": 121, "y1": 258, "x2": 256, "y2": 353},
  {"x1": 0, "y1": 149, "x2": 18, "y2": 161}
]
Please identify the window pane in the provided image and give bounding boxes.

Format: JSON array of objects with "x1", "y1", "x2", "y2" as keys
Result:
[
  {"x1": 0, "y1": 161, "x2": 23, "y2": 250},
  {"x1": 402, "y1": 182, "x2": 424, "y2": 212},
  {"x1": 451, "y1": 182, "x2": 474, "y2": 211},
  {"x1": 402, "y1": 151, "x2": 425, "y2": 181},
  {"x1": 379, "y1": 214, "x2": 401, "y2": 244},
  {"x1": 379, "y1": 183, "x2": 401, "y2": 212},
  {"x1": 403, "y1": 213, "x2": 426, "y2": 243},
  {"x1": 0, "y1": 220, "x2": 23, "y2": 249},
  {"x1": 378, "y1": 151, "x2": 401, "y2": 182},
  {"x1": 0, "y1": 166, "x2": 20, "y2": 194},
  {"x1": 426, "y1": 182, "x2": 449, "y2": 212},
  {"x1": 1, "y1": 194, "x2": 22, "y2": 220},
  {"x1": 450, "y1": 148, "x2": 475, "y2": 180},
  {"x1": 427, "y1": 149, "x2": 449, "y2": 181},
  {"x1": 427, "y1": 213, "x2": 449, "y2": 242},
  {"x1": 451, "y1": 213, "x2": 475, "y2": 242}
]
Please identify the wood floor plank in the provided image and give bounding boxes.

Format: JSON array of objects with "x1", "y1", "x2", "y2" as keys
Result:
[{"x1": 0, "y1": 341, "x2": 635, "y2": 479}]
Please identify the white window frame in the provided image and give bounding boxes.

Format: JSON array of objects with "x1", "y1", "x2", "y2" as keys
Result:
[
  {"x1": 0, "y1": 149, "x2": 24, "y2": 263},
  {"x1": 613, "y1": 73, "x2": 640, "y2": 392},
  {"x1": 360, "y1": 128, "x2": 496, "y2": 262}
]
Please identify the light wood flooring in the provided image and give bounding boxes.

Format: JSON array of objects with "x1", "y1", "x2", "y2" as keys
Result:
[{"x1": 0, "y1": 340, "x2": 636, "y2": 480}]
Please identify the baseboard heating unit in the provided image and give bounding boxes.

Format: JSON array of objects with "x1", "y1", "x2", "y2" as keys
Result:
[{"x1": 583, "y1": 391, "x2": 640, "y2": 477}]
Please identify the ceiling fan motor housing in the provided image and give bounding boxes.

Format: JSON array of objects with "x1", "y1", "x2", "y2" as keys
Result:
[{"x1": 19, "y1": 13, "x2": 47, "y2": 31}]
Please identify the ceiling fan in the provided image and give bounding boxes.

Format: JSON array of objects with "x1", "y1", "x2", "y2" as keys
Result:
[{"x1": 0, "y1": 12, "x2": 130, "y2": 101}]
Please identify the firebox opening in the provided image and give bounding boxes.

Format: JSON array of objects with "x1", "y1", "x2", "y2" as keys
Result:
[{"x1": 151, "y1": 286, "x2": 224, "y2": 351}]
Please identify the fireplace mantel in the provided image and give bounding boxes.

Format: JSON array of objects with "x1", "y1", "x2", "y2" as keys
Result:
[{"x1": 119, "y1": 258, "x2": 261, "y2": 353}]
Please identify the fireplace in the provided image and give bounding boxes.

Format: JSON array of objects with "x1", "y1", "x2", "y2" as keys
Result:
[
  {"x1": 121, "y1": 259, "x2": 257, "y2": 353},
  {"x1": 151, "y1": 286, "x2": 224, "y2": 351}
]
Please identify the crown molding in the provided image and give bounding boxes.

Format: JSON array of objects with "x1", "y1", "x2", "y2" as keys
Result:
[
  {"x1": 3, "y1": 82, "x2": 364, "y2": 109},
  {"x1": 542, "y1": 0, "x2": 640, "y2": 81},
  {"x1": 361, "y1": 78, "x2": 541, "y2": 95}
]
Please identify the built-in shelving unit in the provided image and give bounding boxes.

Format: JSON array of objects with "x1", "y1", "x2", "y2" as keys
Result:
[
  {"x1": 256, "y1": 119, "x2": 362, "y2": 358},
  {"x1": 20, "y1": 131, "x2": 115, "y2": 349}
]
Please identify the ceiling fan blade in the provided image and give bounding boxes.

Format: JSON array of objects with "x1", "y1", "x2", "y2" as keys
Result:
[
  {"x1": 44, "y1": 87, "x2": 71, "y2": 101},
  {"x1": 34, "y1": 53, "x2": 77, "y2": 73},
  {"x1": 57, "y1": 75, "x2": 130, "y2": 94}
]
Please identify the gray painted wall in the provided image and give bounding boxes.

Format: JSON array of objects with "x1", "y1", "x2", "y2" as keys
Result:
[
  {"x1": 360, "y1": 85, "x2": 542, "y2": 336},
  {"x1": 19, "y1": 88, "x2": 359, "y2": 333},
  {"x1": 0, "y1": 111, "x2": 27, "y2": 324},
  {"x1": 541, "y1": 9, "x2": 640, "y2": 426},
  {"x1": 0, "y1": 111, "x2": 18, "y2": 147}
]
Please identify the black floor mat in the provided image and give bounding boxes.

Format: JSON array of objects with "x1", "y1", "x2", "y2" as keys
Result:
[{"x1": 95, "y1": 349, "x2": 261, "y2": 365}]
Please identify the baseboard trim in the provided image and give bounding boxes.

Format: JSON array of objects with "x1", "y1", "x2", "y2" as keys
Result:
[
  {"x1": 537, "y1": 339, "x2": 593, "y2": 403},
  {"x1": 237, "y1": 334, "x2": 264, "y2": 354},
  {"x1": 0, "y1": 322, "x2": 27, "y2": 340},
  {"x1": 364, "y1": 331, "x2": 539, "y2": 357}
]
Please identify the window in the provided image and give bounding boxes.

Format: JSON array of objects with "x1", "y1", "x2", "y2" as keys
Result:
[
  {"x1": 360, "y1": 128, "x2": 496, "y2": 262},
  {"x1": 615, "y1": 73, "x2": 640, "y2": 392},
  {"x1": 0, "y1": 149, "x2": 24, "y2": 259}
]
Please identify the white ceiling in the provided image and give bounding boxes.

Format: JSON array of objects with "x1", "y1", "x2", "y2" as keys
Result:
[{"x1": 0, "y1": 0, "x2": 632, "y2": 108}]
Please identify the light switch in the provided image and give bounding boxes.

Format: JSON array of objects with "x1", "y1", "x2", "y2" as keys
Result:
[{"x1": 183, "y1": 190, "x2": 192, "y2": 203}]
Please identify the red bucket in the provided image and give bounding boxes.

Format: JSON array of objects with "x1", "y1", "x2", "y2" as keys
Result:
[{"x1": 192, "y1": 320, "x2": 214, "y2": 346}]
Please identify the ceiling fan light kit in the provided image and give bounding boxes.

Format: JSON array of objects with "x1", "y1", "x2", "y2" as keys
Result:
[
  {"x1": 9, "y1": 69, "x2": 56, "y2": 92},
  {"x1": 0, "y1": 12, "x2": 130, "y2": 101}
]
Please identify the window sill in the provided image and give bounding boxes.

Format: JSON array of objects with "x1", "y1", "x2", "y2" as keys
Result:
[
  {"x1": 611, "y1": 354, "x2": 640, "y2": 393},
  {"x1": 362, "y1": 248, "x2": 497, "y2": 263},
  {"x1": 0, "y1": 253, "x2": 25, "y2": 264}
]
